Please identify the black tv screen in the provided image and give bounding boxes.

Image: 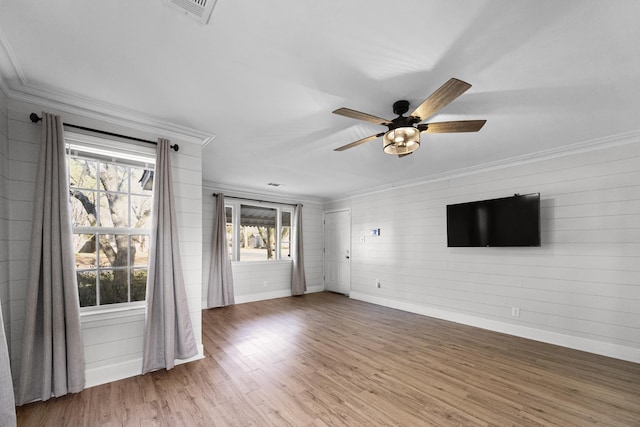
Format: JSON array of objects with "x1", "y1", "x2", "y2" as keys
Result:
[{"x1": 447, "y1": 193, "x2": 541, "y2": 247}]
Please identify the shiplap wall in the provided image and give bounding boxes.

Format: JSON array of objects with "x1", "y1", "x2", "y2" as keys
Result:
[
  {"x1": 7, "y1": 99, "x2": 204, "y2": 388},
  {"x1": 325, "y1": 137, "x2": 640, "y2": 362},
  {"x1": 6, "y1": 103, "x2": 37, "y2": 380},
  {"x1": 201, "y1": 187, "x2": 324, "y2": 305},
  {"x1": 0, "y1": 87, "x2": 9, "y2": 346}
]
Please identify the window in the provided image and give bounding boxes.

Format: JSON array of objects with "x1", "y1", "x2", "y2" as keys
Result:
[
  {"x1": 67, "y1": 134, "x2": 155, "y2": 308},
  {"x1": 224, "y1": 201, "x2": 293, "y2": 262},
  {"x1": 240, "y1": 205, "x2": 276, "y2": 261},
  {"x1": 281, "y1": 210, "x2": 291, "y2": 258},
  {"x1": 225, "y1": 206, "x2": 233, "y2": 259}
]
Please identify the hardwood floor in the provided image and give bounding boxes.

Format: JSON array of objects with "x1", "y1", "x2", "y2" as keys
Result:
[{"x1": 16, "y1": 292, "x2": 640, "y2": 426}]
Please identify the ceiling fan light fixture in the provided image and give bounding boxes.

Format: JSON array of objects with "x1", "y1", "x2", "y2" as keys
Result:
[{"x1": 383, "y1": 127, "x2": 420, "y2": 155}]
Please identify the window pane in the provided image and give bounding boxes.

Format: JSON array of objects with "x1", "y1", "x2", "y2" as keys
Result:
[
  {"x1": 240, "y1": 205, "x2": 276, "y2": 261},
  {"x1": 130, "y1": 167, "x2": 154, "y2": 195},
  {"x1": 98, "y1": 162, "x2": 129, "y2": 193},
  {"x1": 98, "y1": 234, "x2": 129, "y2": 268},
  {"x1": 130, "y1": 235, "x2": 149, "y2": 267},
  {"x1": 99, "y1": 269, "x2": 129, "y2": 305},
  {"x1": 130, "y1": 269, "x2": 147, "y2": 302},
  {"x1": 131, "y1": 195, "x2": 152, "y2": 228},
  {"x1": 74, "y1": 233, "x2": 96, "y2": 268},
  {"x1": 225, "y1": 206, "x2": 233, "y2": 259},
  {"x1": 77, "y1": 271, "x2": 97, "y2": 307},
  {"x1": 99, "y1": 192, "x2": 128, "y2": 227},
  {"x1": 70, "y1": 190, "x2": 98, "y2": 227},
  {"x1": 281, "y1": 211, "x2": 291, "y2": 258},
  {"x1": 69, "y1": 158, "x2": 97, "y2": 190}
]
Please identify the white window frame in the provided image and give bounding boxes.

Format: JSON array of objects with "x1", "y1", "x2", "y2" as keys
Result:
[
  {"x1": 224, "y1": 200, "x2": 293, "y2": 263},
  {"x1": 66, "y1": 132, "x2": 156, "y2": 312}
]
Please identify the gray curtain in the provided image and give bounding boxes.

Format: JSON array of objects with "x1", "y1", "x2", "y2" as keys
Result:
[
  {"x1": 207, "y1": 194, "x2": 235, "y2": 308},
  {"x1": 291, "y1": 203, "x2": 307, "y2": 296},
  {"x1": 0, "y1": 304, "x2": 16, "y2": 426},
  {"x1": 142, "y1": 138, "x2": 197, "y2": 374},
  {"x1": 17, "y1": 113, "x2": 85, "y2": 405}
]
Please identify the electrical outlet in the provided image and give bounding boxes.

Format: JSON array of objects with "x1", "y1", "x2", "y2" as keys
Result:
[
  {"x1": 511, "y1": 307, "x2": 520, "y2": 317},
  {"x1": 376, "y1": 279, "x2": 381, "y2": 288}
]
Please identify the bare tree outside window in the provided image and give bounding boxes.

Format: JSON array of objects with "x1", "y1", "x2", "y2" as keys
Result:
[
  {"x1": 69, "y1": 152, "x2": 153, "y2": 307},
  {"x1": 281, "y1": 210, "x2": 291, "y2": 258}
]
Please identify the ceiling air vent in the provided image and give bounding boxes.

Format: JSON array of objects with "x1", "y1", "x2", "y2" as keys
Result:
[{"x1": 163, "y1": 0, "x2": 218, "y2": 24}]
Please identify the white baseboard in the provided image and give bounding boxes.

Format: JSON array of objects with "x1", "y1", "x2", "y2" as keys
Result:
[
  {"x1": 221, "y1": 285, "x2": 325, "y2": 305},
  {"x1": 84, "y1": 344, "x2": 205, "y2": 389},
  {"x1": 85, "y1": 358, "x2": 142, "y2": 389},
  {"x1": 350, "y1": 291, "x2": 640, "y2": 364}
]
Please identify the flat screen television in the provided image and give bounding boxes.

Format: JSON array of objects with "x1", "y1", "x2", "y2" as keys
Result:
[{"x1": 447, "y1": 193, "x2": 541, "y2": 247}]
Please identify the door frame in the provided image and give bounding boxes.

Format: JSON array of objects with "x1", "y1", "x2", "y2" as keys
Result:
[{"x1": 322, "y1": 208, "x2": 352, "y2": 295}]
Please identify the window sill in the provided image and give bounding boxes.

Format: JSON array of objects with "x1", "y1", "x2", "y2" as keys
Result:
[
  {"x1": 231, "y1": 259, "x2": 293, "y2": 266},
  {"x1": 80, "y1": 303, "x2": 145, "y2": 324}
]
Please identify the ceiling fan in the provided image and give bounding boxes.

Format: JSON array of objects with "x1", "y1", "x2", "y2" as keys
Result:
[{"x1": 332, "y1": 78, "x2": 486, "y2": 157}]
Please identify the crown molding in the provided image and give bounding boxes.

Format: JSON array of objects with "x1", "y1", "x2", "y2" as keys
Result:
[
  {"x1": 335, "y1": 129, "x2": 640, "y2": 202},
  {"x1": 9, "y1": 83, "x2": 215, "y2": 146},
  {"x1": 1, "y1": 23, "x2": 214, "y2": 146},
  {"x1": 202, "y1": 180, "x2": 326, "y2": 205},
  {"x1": 0, "y1": 25, "x2": 27, "y2": 87}
]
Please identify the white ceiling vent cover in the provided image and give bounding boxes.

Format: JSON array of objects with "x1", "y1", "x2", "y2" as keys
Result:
[{"x1": 163, "y1": 0, "x2": 218, "y2": 24}]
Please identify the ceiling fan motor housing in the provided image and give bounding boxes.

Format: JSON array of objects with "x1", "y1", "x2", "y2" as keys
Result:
[{"x1": 389, "y1": 100, "x2": 421, "y2": 130}]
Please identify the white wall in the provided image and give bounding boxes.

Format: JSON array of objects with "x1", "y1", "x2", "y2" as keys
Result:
[
  {"x1": 325, "y1": 136, "x2": 640, "y2": 363},
  {"x1": 6, "y1": 99, "x2": 204, "y2": 389},
  {"x1": 202, "y1": 186, "x2": 324, "y2": 305},
  {"x1": 6, "y1": 102, "x2": 38, "y2": 381},
  {"x1": 0, "y1": 85, "x2": 9, "y2": 346}
]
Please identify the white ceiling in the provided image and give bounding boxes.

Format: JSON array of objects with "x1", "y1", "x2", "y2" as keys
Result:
[{"x1": 1, "y1": 1, "x2": 639, "y2": 200}]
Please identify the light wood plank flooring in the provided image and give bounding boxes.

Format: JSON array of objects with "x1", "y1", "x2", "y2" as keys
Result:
[{"x1": 16, "y1": 292, "x2": 640, "y2": 426}]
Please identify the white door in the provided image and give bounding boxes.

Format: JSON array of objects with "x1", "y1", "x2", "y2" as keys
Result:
[{"x1": 324, "y1": 210, "x2": 351, "y2": 295}]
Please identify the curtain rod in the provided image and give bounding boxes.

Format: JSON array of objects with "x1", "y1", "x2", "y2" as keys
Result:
[
  {"x1": 214, "y1": 193, "x2": 301, "y2": 207},
  {"x1": 29, "y1": 113, "x2": 179, "y2": 152}
]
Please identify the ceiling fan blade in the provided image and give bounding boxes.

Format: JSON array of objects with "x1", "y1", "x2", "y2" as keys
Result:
[
  {"x1": 332, "y1": 108, "x2": 392, "y2": 126},
  {"x1": 410, "y1": 78, "x2": 472, "y2": 122},
  {"x1": 418, "y1": 120, "x2": 486, "y2": 133},
  {"x1": 334, "y1": 132, "x2": 385, "y2": 151},
  {"x1": 398, "y1": 152, "x2": 413, "y2": 158}
]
